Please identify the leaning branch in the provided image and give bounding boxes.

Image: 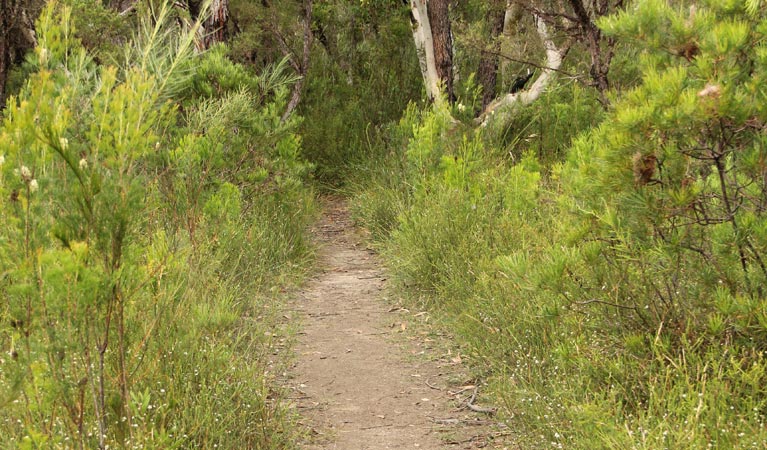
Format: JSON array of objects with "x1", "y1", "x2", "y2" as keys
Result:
[
  {"x1": 274, "y1": 30, "x2": 301, "y2": 72},
  {"x1": 281, "y1": 0, "x2": 313, "y2": 123},
  {"x1": 478, "y1": 14, "x2": 569, "y2": 126},
  {"x1": 467, "y1": 44, "x2": 576, "y2": 78}
]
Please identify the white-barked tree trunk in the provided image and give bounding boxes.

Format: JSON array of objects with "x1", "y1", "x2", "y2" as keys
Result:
[
  {"x1": 408, "y1": 1, "x2": 569, "y2": 128},
  {"x1": 479, "y1": 14, "x2": 569, "y2": 126},
  {"x1": 409, "y1": 0, "x2": 443, "y2": 104}
]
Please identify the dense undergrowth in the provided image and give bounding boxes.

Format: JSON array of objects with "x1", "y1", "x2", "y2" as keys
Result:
[
  {"x1": 298, "y1": 1, "x2": 422, "y2": 186},
  {"x1": 350, "y1": 1, "x2": 767, "y2": 448},
  {"x1": 0, "y1": 2, "x2": 313, "y2": 448}
]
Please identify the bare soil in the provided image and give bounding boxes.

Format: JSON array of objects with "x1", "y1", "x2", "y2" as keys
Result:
[{"x1": 289, "y1": 197, "x2": 512, "y2": 449}]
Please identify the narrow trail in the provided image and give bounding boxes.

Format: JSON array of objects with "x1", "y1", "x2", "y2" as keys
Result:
[{"x1": 289, "y1": 198, "x2": 506, "y2": 449}]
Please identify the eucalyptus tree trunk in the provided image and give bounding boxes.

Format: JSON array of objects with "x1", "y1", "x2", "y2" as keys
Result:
[
  {"x1": 408, "y1": 0, "x2": 454, "y2": 105},
  {"x1": 479, "y1": 14, "x2": 569, "y2": 126},
  {"x1": 477, "y1": 2, "x2": 506, "y2": 112},
  {"x1": 0, "y1": 0, "x2": 10, "y2": 109},
  {"x1": 426, "y1": 0, "x2": 454, "y2": 103},
  {"x1": 409, "y1": 0, "x2": 441, "y2": 103},
  {"x1": 408, "y1": 0, "x2": 568, "y2": 128},
  {"x1": 0, "y1": 0, "x2": 39, "y2": 110},
  {"x1": 566, "y1": 0, "x2": 615, "y2": 106},
  {"x1": 204, "y1": 0, "x2": 229, "y2": 47},
  {"x1": 281, "y1": 0, "x2": 313, "y2": 122}
]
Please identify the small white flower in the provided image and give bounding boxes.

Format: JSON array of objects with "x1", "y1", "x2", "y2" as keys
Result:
[
  {"x1": 0, "y1": 155, "x2": 5, "y2": 165},
  {"x1": 29, "y1": 179, "x2": 38, "y2": 193},
  {"x1": 59, "y1": 137, "x2": 69, "y2": 150},
  {"x1": 20, "y1": 165, "x2": 31, "y2": 182},
  {"x1": 457, "y1": 103, "x2": 466, "y2": 112},
  {"x1": 79, "y1": 158, "x2": 88, "y2": 170}
]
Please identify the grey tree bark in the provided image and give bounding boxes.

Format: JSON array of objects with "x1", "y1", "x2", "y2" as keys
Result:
[
  {"x1": 479, "y1": 13, "x2": 569, "y2": 126},
  {"x1": 0, "y1": 0, "x2": 39, "y2": 110},
  {"x1": 426, "y1": 0, "x2": 454, "y2": 103},
  {"x1": 281, "y1": 0, "x2": 313, "y2": 122},
  {"x1": 409, "y1": 0, "x2": 442, "y2": 103},
  {"x1": 477, "y1": 2, "x2": 507, "y2": 112},
  {"x1": 409, "y1": 0, "x2": 567, "y2": 127}
]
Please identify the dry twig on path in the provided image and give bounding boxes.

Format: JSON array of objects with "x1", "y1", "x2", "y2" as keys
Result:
[{"x1": 463, "y1": 388, "x2": 497, "y2": 415}]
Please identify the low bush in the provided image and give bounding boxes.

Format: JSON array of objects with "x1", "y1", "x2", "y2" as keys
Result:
[
  {"x1": 0, "y1": 3, "x2": 314, "y2": 448},
  {"x1": 351, "y1": 3, "x2": 767, "y2": 442}
]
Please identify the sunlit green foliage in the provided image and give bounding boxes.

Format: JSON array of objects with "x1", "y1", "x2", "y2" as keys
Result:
[
  {"x1": 69, "y1": 0, "x2": 131, "y2": 61},
  {"x1": 6, "y1": 0, "x2": 767, "y2": 447},
  {"x1": 0, "y1": 2, "x2": 312, "y2": 448},
  {"x1": 351, "y1": 1, "x2": 767, "y2": 448}
]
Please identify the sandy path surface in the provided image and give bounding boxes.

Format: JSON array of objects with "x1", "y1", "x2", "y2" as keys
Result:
[{"x1": 289, "y1": 198, "x2": 504, "y2": 449}]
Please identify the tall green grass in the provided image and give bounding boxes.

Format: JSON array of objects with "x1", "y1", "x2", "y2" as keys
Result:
[
  {"x1": 0, "y1": 3, "x2": 314, "y2": 448},
  {"x1": 350, "y1": 72, "x2": 767, "y2": 447}
]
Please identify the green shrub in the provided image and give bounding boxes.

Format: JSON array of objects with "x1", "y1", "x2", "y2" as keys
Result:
[
  {"x1": 0, "y1": 3, "x2": 313, "y2": 448},
  {"x1": 299, "y1": 2, "x2": 422, "y2": 185},
  {"x1": 351, "y1": 2, "x2": 767, "y2": 446}
]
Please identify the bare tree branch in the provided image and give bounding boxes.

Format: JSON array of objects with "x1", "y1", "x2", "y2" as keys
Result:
[{"x1": 274, "y1": 29, "x2": 301, "y2": 73}]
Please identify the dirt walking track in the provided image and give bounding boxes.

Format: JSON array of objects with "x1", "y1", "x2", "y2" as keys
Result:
[{"x1": 289, "y1": 198, "x2": 511, "y2": 449}]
